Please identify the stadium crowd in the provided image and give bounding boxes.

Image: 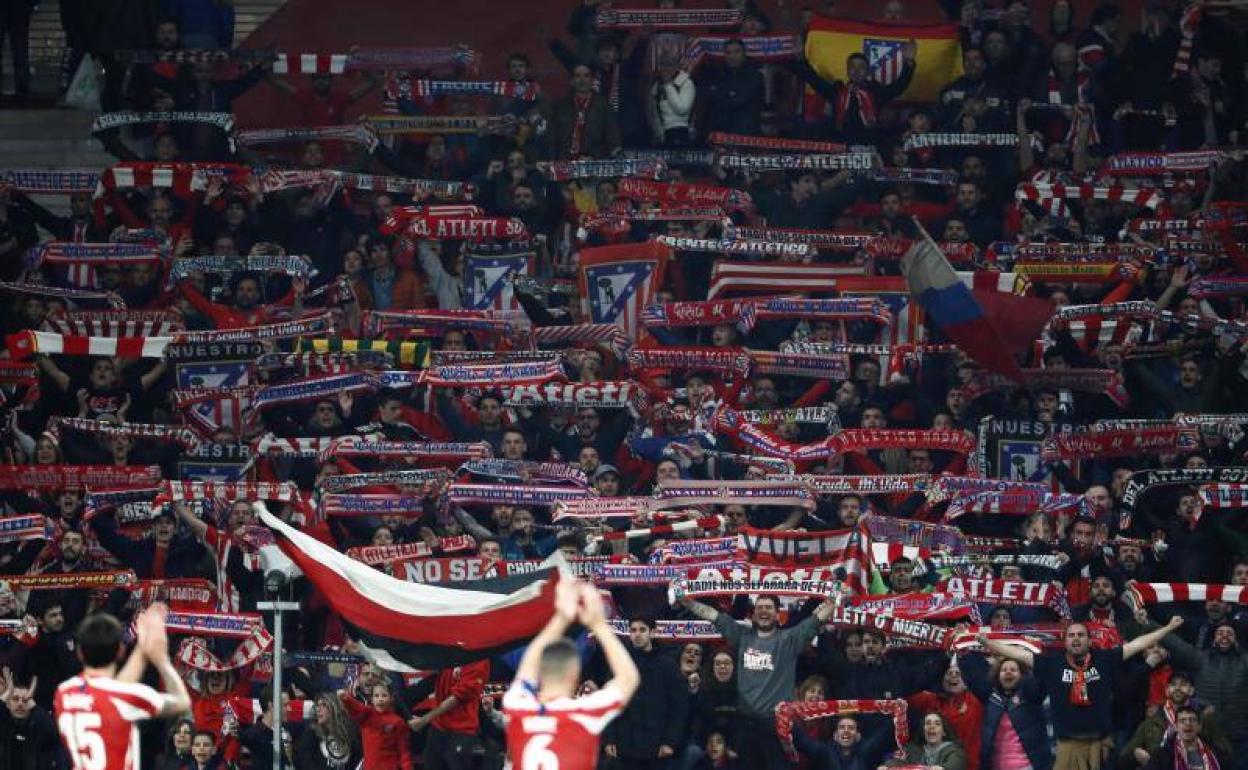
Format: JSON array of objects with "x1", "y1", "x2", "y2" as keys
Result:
[{"x1": 2, "y1": 0, "x2": 1248, "y2": 769}]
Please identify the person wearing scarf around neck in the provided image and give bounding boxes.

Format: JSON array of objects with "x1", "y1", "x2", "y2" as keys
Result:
[
  {"x1": 882, "y1": 712, "x2": 968, "y2": 770},
  {"x1": 981, "y1": 616, "x2": 1185, "y2": 770},
  {"x1": 1145, "y1": 706, "x2": 1228, "y2": 770},
  {"x1": 1123, "y1": 670, "x2": 1231, "y2": 770}
]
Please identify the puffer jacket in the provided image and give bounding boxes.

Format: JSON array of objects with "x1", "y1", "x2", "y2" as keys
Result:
[
  {"x1": 1162, "y1": 633, "x2": 1248, "y2": 739},
  {"x1": 964, "y1": 654, "x2": 1052, "y2": 770}
]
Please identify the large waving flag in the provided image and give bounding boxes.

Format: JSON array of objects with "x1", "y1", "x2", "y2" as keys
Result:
[
  {"x1": 805, "y1": 16, "x2": 963, "y2": 102},
  {"x1": 579, "y1": 241, "x2": 671, "y2": 339},
  {"x1": 258, "y1": 508, "x2": 565, "y2": 668},
  {"x1": 900, "y1": 235, "x2": 1026, "y2": 381}
]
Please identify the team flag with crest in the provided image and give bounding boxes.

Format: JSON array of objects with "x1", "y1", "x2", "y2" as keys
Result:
[
  {"x1": 464, "y1": 251, "x2": 533, "y2": 311},
  {"x1": 805, "y1": 17, "x2": 962, "y2": 102},
  {"x1": 578, "y1": 241, "x2": 671, "y2": 340}
]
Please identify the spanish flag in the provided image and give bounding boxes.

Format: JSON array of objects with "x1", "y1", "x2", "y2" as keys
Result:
[{"x1": 805, "y1": 16, "x2": 963, "y2": 102}]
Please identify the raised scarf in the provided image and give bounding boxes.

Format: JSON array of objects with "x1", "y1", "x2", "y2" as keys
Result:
[
  {"x1": 0, "y1": 281, "x2": 126, "y2": 308},
  {"x1": 51, "y1": 416, "x2": 200, "y2": 450},
  {"x1": 500, "y1": 381, "x2": 645, "y2": 411},
  {"x1": 176, "y1": 625, "x2": 273, "y2": 671},
  {"x1": 718, "y1": 152, "x2": 874, "y2": 171},
  {"x1": 1040, "y1": 425, "x2": 1199, "y2": 462},
  {"x1": 235, "y1": 125, "x2": 378, "y2": 150},
  {"x1": 595, "y1": 7, "x2": 742, "y2": 28},
  {"x1": 1, "y1": 168, "x2": 99, "y2": 194},
  {"x1": 1017, "y1": 181, "x2": 1162, "y2": 211},
  {"x1": 724, "y1": 225, "x2": 872, "y2": 251},
  {"x1": 903, "y1": 132, "x2": 1019, "y2": 150},
  {"x1": 655, "y1": 234, "x2": 814, "y2": 259},
  {"x1": 539, "y1": 158, "x2": 666, "y2": 181},
  {"x1": 364, "y1": 114, "x2": 522, "y2": 135},
  {"x1": 44, "y1": 309, "x2": 182, "y2": 338},
  {"x1": 776, "y1": 700, "x2": 908, "y2": 761},
  {"x1": 618, "y1": 177, "x2": 752, "y2": 210},
  {"x1": 318, "y1": 468, "x2": 452, "y2": 494}
]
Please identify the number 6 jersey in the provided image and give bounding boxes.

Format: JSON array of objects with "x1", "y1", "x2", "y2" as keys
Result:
[
  {"x1": 55, "y1": 675, "x2": 173, "y2": 770},
  {"x1": 502, "y1": 679, "x2": 625, "y2": 770}
]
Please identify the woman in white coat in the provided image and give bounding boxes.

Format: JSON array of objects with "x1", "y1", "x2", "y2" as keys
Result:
[{"x1": 647, "y1": 64, "x2": 697, "y2": 146}]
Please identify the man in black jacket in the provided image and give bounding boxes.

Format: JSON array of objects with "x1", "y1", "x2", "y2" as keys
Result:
[
  {"x1": 603, "y1": 617, "x2": 689, "y2": 769},
  {"x1": 789, "y1": 40, "x2": 916, "y2": 145},
  {"x1": 0, "y1": 669, "x2": 63, "y2": 770},
  {"x1": 700, "y1": 38, "x2": 765, "y2": 136},
  {"x1": 91, "y1": 506, "x2": 209, "y2": 580}
]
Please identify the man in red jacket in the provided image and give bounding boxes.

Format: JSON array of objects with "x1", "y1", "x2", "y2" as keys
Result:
[{"x1": 409, "y1": 660, "x2": 490, "y2": 770}]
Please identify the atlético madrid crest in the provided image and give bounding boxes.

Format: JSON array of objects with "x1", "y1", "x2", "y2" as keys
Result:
[{"x1": 863, "y1": 38, "x2": 905, "y2": 84}]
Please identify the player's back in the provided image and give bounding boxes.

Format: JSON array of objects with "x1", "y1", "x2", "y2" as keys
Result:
[
  {"x1": 55, "y1": 674, "x2": 169, "y2": 770},
  {"x1": 502, "y1": 681, "x2": 625, "y2": 770}
]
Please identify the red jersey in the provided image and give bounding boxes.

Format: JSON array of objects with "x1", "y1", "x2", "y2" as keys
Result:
[
  {"x1": 432, "y1": 660, "x2": 489, "y2": 734},
  {"x1": 55, "y1": 675, "x2": 172, "y2": 770},
  {"x1": 502, "y1": 680, "x2": 625, "y2": 770}
]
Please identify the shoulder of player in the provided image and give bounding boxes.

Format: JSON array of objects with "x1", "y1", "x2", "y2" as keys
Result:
[
  {"x1": 76, "y1": 676, "x2": 165, "y2": 703},
  {"x1": 55, "y1": 675, "x2": 87, "y2": 694}
]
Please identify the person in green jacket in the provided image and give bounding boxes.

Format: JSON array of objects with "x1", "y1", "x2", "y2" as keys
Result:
[
  {"x1": 883, "y1": 712, "x2": 968, "y2": 770},
  {"x1": 1119, "y1": 671, "x2": 1231, "y2": 770}
]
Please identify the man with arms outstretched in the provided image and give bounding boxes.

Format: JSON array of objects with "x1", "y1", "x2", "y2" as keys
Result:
[
  {"x1": 503, "y1": 580, "x2": 640, "y2": 770},
  {"x1": 680, "y1": 593, "x2": 843, "y2": 770},
  {"x1": 54, "y1": 604, "x2": 193, "y2": 770},
  {"x1": 979, "y1": 616, "x2": 1185, "y2": 770}
]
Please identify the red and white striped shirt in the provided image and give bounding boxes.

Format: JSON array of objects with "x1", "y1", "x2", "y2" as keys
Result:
[{"x1": 55, "y1": 675, "x2": 172, "y2": 770}]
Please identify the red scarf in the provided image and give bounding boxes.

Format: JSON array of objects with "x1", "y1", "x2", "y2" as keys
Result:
[
  {"x1": 570, "y1": 93, "x2": 592, "y2": 158},
  {"x1": 837, "y1": 82, "x2": 876, "y2": 129},
  {"x1": 1067, "y1": 653, "x2": 1093, "y2": 706},
  {"x1": 1175, "y1": 737, "x2": 1220, "y2": 770}
]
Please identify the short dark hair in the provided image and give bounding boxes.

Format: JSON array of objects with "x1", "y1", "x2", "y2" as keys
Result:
[
  {"x1": 192, "y1": 730, "x2": 217, "y2": 746},
  {"x1": 754, "y1": 595, "x2": 781, "y2": 611},
  {"x1": 76, "y1": 613, "x2": 125, "y2": 668},
  {"x1": 479, "y1": 391, "x2": 504, "y2": 407},
  {"x1": 861, "y1": 628, "x2": 886, "y2": 644},
  {"x1": 1090, "y1": 4, "x2": 1122, "y2": 26},
  {"x1": 627, "y1": 615, "x2": 656, "y2": 629},
  {"x1": 507, "y1": 52, "x2": 530, "y2": 66},
  {"x1": 724, "y1": 38, "x2": 746, "y2": 52},
  {"x1": 1071, "y1": 515, "x2": 1097, "y2": 531},
  {"x1": 538, "y1": 638, "x2": 580, "y2": 680}
]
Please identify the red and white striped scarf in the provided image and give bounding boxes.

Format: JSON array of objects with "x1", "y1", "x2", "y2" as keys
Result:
[
  {"x1": 1017, "y1": 181, "x2": 1161, "y2": 211},
  {"x1": 1129, "y1": 583, "x2": 1248, "y2": 605},
  {"x1": 176, "y1": 625, "x2": 274, "y2": 672},
  {"x1": 272, "y1": 52, "x2": 347, "y2": 74},
  {"x1": 95, "y1": 162, "x2": 248, "y2": 198}
]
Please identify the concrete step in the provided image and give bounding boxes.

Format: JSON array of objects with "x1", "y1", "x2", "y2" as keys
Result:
[
  {"x1": 2, "y1": 0, "x2": 289, "y2": 97},
  {"x1": 0, "y1": 108, "x2": 98, "y2": 129},
  {"x1": 0, "y1": 152, "x2": 115, "y2": 168}
]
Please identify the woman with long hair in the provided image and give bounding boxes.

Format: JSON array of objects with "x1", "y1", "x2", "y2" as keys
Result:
[
  {"x1": 963, "y1": 656, "x2": 1053, "y2": 770},
  {"x1": 154, "y1": 717, "x2": 195, "y2": 770},
  {"x1": 885, "y1": 712, "x2": 968, "y2": 770},
  {"x1": 296, "y1": 692, "x2": 362, "y2": 770}
]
